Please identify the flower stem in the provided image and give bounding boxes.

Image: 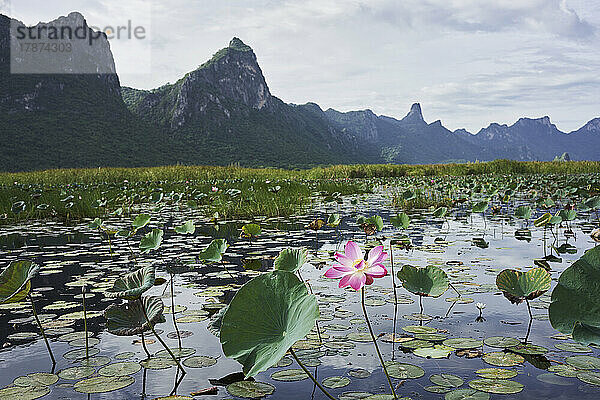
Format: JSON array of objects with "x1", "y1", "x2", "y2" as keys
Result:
[
  {"x1": 170, "y1": 275, "x2": 182, "y2": 350},
  {"x1": 28, "y1": 294, "x2": 56, "y2": 365},
  {"x1": 289, "y1": 348, "x2": 336, "y2": 400},
  {"x1": 361, "y1": 288, "x2": 398, "y2": 400},
  {"x1": 139, "y1": 298, "x2": 186, "y2": 375},
  {"x1": 82, "y1": 291, "x2": 89, "y2": 359},
  {"x1": 140, "y1": 330, "x2": 151, "y2": 359}
]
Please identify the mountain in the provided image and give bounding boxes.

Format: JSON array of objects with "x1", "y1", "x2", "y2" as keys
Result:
[
  {"x1": 461, "y1": 116, "x2": 600, "y2": 161},
  {"x1": 0, "y1": 12, "x2": 176, "y2": 172},
  {"x1": 122, "y1": 38, "x2": 367, "y2": 168},
  {"x1": 1, "y1": 11, "x2": 599, "y2": 172},
  {"x1": 325, "y1": 103, "x2": 487, "y2": 164}
]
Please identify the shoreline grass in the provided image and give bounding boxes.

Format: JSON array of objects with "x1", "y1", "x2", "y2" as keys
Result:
[{"x1": 1, "y1": 160, "x2": 599, "y2": 186}]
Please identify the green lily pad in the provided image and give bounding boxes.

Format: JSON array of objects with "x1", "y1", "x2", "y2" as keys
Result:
[
  {"x1": 0, "y1": 385, "x2": 50, "y2": 400},
  {"x1": 554, "y1": 342, "x2": 592, "y2": 353},
  {"x1": 348, "y1": 369, "x2": 371, "y2": 378},
  {"x1": 443, "y1": 338, "x2": 482, "y2": 349},
  {"x1": 182, "y1": 356, "x2": 217, "y2": 368},
  {"x1": 58, "y1": 366, "x2": 96, "y2": 380},
  {"x1": 430, "y1": 373, "x2": 463, "y2": 387},
  {"x1": 482, "y1": 352, "x2": 524, "y2": 367},
  {"x1": 13, "y1": 373, "x2": 58, "y2": 387},
  {"x1": 496, "y1": 267, "x2": 551, "y2": 304},
  {"x1": 274, "y1": 248, "x2": 308, "y2": 273},
  {"x1": 475, "y1": 368, "x2": 517, "y2": 379},
  {"x1": 509, "y1": 344, "x2": 548, "y2": 355},
  {"x1": 565, "y1": 355, "x2": 600, "y2": 370},
  {"x1": 322, "y1": 376, "x2": 350, "y2": 388},
  {"x1": 468, "y1": 378, "x2": 524, "y2": 394},
  {"x1": 483, "y1": 336, "x2": 520, "y2": 348},
  {"x1": 536, "y1": 373, "x2": 573, "y2": 386},
  {"x1": 549, "y1": 247, "x2": 600, "y2": 345},
  {"x1": 73, "y1": 376, "x2": 135, "y2": 393},
  {"x1": 155, "y1": 347, "x2": 195, "y2": 358},
  {"x1": 220, "y1": 271, "x2": 318, "y2": 377},
  {"x1": 226, "y1": 381, "x2": 275, "y2": 398},
  {"x1": 384, "y1": 361, "x2": 425, "y2": 379},
  {"x1": 139, "y1": 357, "x2": 177, "y2": 370},
  {"x1": 339, "y1": 392, "x2": 373, "y2": 400},
  {"x1": 414, "y1": 344, "x2": 455, "y2": 358},
  {"x1": 577, "y1": 371, "x2": 600, "y2": 386},
  {"x1": 403, "y1": 325, "x2": 437, "y2": 334},
  {"x1": 0, "y1": 260, "x2": 39, "y2": 304},
  {"x1": 548, "y1": 365, "x2": 579, "y2": 377},
  {"x1": 98, "y1": 362, "x2": 142, "y2": 377},
  {"x1": 397, "y1": 265, "x2": 449, "y2": 297},
  {"x1": 104, "y1": 295, "x2": 165, "y2": 336},
  {"x1": 105, "y1": 267, "x2": 156, "y2": 300}
]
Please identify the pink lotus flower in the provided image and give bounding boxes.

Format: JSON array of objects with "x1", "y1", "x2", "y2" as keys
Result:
[{"x1": 324, "y1": 241, "x2": 388, "y2": 291}]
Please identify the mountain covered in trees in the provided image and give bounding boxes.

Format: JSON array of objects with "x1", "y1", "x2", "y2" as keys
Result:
[{"x1": 1, "y1": 12, "x2": 598, "y2": 172}]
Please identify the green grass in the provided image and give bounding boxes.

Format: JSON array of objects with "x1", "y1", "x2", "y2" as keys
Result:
[{"x1": 1, "y1": 160, "x2": 599, "y2": 224}]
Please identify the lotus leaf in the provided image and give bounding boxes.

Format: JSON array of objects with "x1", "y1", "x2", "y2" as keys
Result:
[
  {"x1": 397, "y1": 265, "x2": 449, "y2": 297},
  {"x1": 198, "y1": 239, "x2": 228, "y2": 263},
  {"x1": 549, "y1": 247, "x2": 600, "y2": 345},
  {"x1": 139, "y1": 229, "x2": 163, "y2": 254},
  {"x1": 0, "y1": 260, "x2": 40, "y2": 304},
  {"x1": 104, "y1": 296, "x2": 165, "y2": 335},
  {"x1": 105, "y1": 267, "x2": 156, "y2": 300},
  {"x1": 220, "y1": 270, "x2": 318, "y2": 377},
  {"x1": 495, "y1": 267, "x2": 551, "y2": 304},
  {"x1": 274, "y1": 248, "x2": 308, "y2": 273}
]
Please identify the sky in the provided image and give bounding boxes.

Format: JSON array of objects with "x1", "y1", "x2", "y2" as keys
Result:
[{"x1": 3, "y1": 0, "x2": 600, "y2": 133}]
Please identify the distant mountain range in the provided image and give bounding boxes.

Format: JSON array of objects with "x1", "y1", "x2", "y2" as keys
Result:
[{"x1": 1, "y1": 12, "x2": 598, "y2": 172}]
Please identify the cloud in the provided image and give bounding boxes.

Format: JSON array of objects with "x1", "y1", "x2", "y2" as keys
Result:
[{"x1": 360, "y1": 0, "x2": 596, "y2": 40}]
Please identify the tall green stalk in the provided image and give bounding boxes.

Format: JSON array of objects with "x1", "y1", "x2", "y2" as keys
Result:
[
  {"x1": 289, "y1": 348, "x2": 336, "y2": 400},
  {"x1": 28, "y1": 294, "x2": 55, "y2": 365},
  {"x1": 361, "y1": 288, "x2": 398, "y2": 399}
]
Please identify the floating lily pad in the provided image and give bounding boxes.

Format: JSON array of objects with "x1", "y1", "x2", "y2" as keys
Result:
[
  {"x1": 384, "y1": 361, "x2": 425, "y2": 379},
  {"x1": 13, "y1": 373, "x2": 58, "y2": 387},
  {"x1": 0, "y1": 385, "x2": 50, "y2": 400},
  {"x1": 483, "y1": 336, "x2": 520, "y2": 348},
  {"x1": 548, "y1": 365, "x2": 579, "y2": 377},
  {"x1": 445, "y1": 388, "x2": 490, "y2": 400},
  {"x1": 482, "y1": 352, "x2": 524, "y2": 367},
  {"x1": 73, "y1": 375, "x2": 135, "y2": 394},
  {"x1": 536, "y1": 373, "x2": 572, "y2": 386},
  {"x1": 443, "y1": 338, "x2": 482, "y2": 349},
  {"x1": 403, "y1": 325, "x2": 436, "y2": 334},
  {"x1": 577, "y1": 371, "x2": 600, "y2": 386},
  {"x1": 348, "y1": 369, "x2": 371, "y2": 378},
  {"x1": 322, "y1": 376, "x2": 350, "y2": 389},
  {"x1": 468, "y1": 378, "x2": 524, "y2": 394},
  {"x1": 58, "y1": 366, "x2": 96, "y2": 380},
  {"x1": 139, "y1": 357, "x2": 177, "y2": 370},
  {"x1": 565, "y1": 355, "x2": 600, "y2": 370},
  {"x1": 475, "y1": 368, "x2": 517, "y2": 379},
  {"x1": 414, "y1": 344, "x2": 455, "y2": 359},
  {"x1": 271, "y1": 369, "x2": 308, "y2": 381},
  {"x1": 555, "y1": 343, "x2": 592, "y2": 353},
  {"x1": 182, "y1": 355, "x2": 217, "y2": 368},
  {"x1": 430, "y1": 374, "x2": 463, "y2": 387},
  {"x1": 509, "y1": 344, "x2": 548, "y2": 355},
  {"x1": 226, "y1": 381, "x2": 275, "y2": 398},
  {"x1": 339, "y1": 392, "x2": 373, "y2": 400},
  {"x1": 98, "y1": 362, "x2": 142, "y2": 377},
  {"x1": 63, "y1": 347, "x2": 100, "y2": 360}
]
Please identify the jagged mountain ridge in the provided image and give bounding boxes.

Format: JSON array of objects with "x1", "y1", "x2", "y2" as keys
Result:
[{"x1": 1, "y1": 11, "x2": 599, "y2": 172}]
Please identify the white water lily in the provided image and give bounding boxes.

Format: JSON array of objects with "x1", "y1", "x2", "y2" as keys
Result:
[{"x1": 476, "y1": 302, "x2": 486, "y2": 310}]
